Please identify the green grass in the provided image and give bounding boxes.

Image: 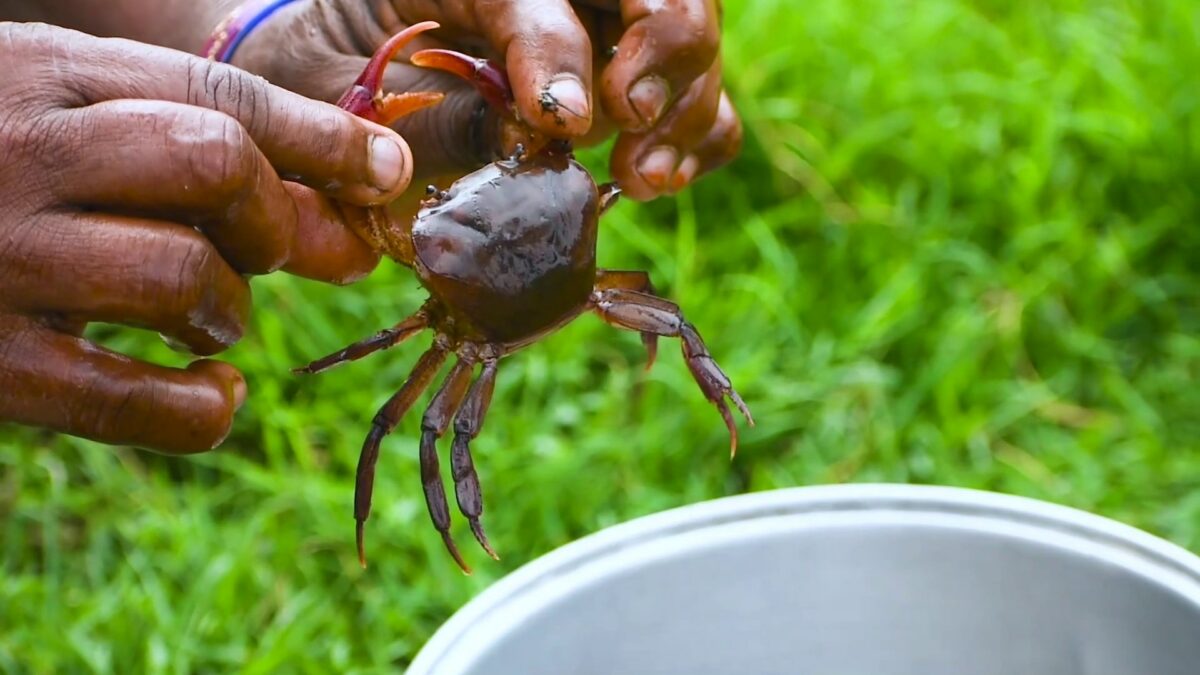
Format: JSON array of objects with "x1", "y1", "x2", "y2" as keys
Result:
[{"x1": 3, "y1": 0, "x2": 1199, "y2": 671}]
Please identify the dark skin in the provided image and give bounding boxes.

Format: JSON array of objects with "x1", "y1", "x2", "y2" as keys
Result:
[
  {"x1": 222, "y1": 0, "x2": 741, "y2": 216},
  {"x1": 0, "y1": 0, "x2": 740, "y2": 453},
  {"x1": 0, "y1": 21, "x2": 409, "y2": 452},
  {"x1": 300, "y1": 24, "x2": 752, "y2": 572}
]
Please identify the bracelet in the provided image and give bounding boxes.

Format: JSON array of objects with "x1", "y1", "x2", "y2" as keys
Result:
[{"x1": 201, "y1": 0, "x2": 302, "y2": 63}]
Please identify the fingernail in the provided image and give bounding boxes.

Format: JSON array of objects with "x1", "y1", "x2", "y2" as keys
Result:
[
  {"x1": 231, "y1": 372, "x2": 247, "y2": 412},
  {"x1": 670, "y1": 154, "x2": 701, "y2": 193},
  {"x1": 544, "y1": 75, "x2": 591, "y2": 122},
  {"x1": 369, "y1": 135, "x2": 406, "y2": 193},
  {"x1": 629, "y1": 76, "x2": 670, "y2": 129},
  {"x1": 637, "y1": 146, "x2": 679, "y2": 191}
]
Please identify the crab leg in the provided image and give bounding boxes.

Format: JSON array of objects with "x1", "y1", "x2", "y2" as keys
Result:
[
  {"x1": 419, "y1": 356, "x2": 479, "y2": 573},
  {"x1": 450, "y1": 359, "x2": 500, "y2": 560},
  {"x1": 356, "y1": 343, "x2": 449, "y2": 568},
  {"x1": 293, "y1": 308, "x2": 429, "y2": 375},
  {"x1": 594, "y1": 270, "x2": 659, "y2": 370},
  {"x1": 598, "y1": 182, "x2": 622, "y2": 215},
  {"x1": 591, "y1": 287, "x2": 754, "y2": 457}
]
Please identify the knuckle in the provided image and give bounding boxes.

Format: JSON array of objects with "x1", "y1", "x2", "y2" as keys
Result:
[
  {"x1": 0, "y1": 112, "x2": 66, "y2": 205},
  {"x1": 0, "y1": 101, "x2": 59, "y2": 159},
  {"x1": 542, "y1": 14, "x2": 588, "y2": 43},
  {"x1": 0, "y1": 22, "x2": 26, "y2": 54},
  {"x1": 316, "y1": 111, "x2": 349, "y2": 145},
  {"x1": 162, "y1": 228, "x2": 218, "y2": 299},
  {"x1": 156, "y1": 230, "x2": 245, "y2": 339},
  {"x1": 188, "y1": 58, "x2": 269, "y2": 129},
  {"x1": 187, "y1": 58, "x2": 225, "y2": 107},
  {"x1": 665, "y1": 2, "x2": 720, "y2": 65},
  {"x1": 0, "y1": 23, "x2": 85, "y2": 110},
  {"x1": 304, "y1": 110, "x2": 350, "y2": 165},
  {"x1": 182, "y1": 112, "x2": 259, "y2": 205},
  {"x1": 0, "y1": 21, "x2": 54, "y2": 53}
]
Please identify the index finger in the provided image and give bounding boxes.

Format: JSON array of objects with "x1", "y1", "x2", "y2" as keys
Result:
[
  {"x1": 54, "y1": 29, "x2": 412, "y2": 206},
  {"x1": 599, "y1": 0, "x2": 722, "y2": 132},
  {"x1": 470, "y1": 0, "x2": 595, "y2": 137}
]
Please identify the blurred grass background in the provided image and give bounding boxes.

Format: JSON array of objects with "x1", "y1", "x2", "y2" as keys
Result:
[{"x1": 3, "y1": 0, "x2": 1199, "y2": 671}]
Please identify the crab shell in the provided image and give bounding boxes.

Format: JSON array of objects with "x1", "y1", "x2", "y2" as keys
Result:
[{"x1": 410, "y1": 151, "x2": 600, "y2": 345}]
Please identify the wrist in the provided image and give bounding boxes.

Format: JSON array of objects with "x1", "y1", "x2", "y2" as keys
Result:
[
  {"x1": 183, "y1": 1, "x2": 246, "y2": 54},
  {"x1": 221, "y1": 0, "x2": 360, "y2": 99},
  {"x1": 201, "y1": 0, "x2": 308, "y2": 64}
]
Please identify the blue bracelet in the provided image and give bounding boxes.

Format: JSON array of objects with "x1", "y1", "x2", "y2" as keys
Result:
[{"x1": 202, "y1": 0, "x2": 302, "y2": 63}]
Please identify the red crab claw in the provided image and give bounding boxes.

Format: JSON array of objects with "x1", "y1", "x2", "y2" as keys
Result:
[
  {"x1": 333, "y1": 22, "x2": 451, "y2": 260},
  {"x1": 409, "y1": 48, "x2": 556, "y2": 156},
  {"x1": 409, "y1": 49, "x2": 515, "y2": 118},
  {"x1": 337, "y1": 21, "x2": 447, "y2": 125}
]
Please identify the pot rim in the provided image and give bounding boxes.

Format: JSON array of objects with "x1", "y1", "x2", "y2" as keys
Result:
[{"x1": 409, "y1": 483, "x2": 1200, "y2": 673}]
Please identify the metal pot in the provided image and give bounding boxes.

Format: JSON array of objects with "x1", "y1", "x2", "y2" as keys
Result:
[{"x1": 409, "y1": 485, "x2": 1200, "y2": 675}]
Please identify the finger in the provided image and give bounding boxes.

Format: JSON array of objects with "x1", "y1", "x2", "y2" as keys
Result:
[
  {"x1": 574, "y1": 7, "x2": 625, "y2": 148},
  {"x1": 56, "y1": 100, "x2": 296, "y2": 275},
  {"x1": 687, "y1": 90, "x2": 743, "y2": 177},
  {"x1": 599, "y1": 0, "x2": 721, "y2": 131},
  {"x1": 281, "y1": 182, "x2": 381, "y2": 285},
  {"x1": 379, "y1": 62, "x2": 508, "y2": 178},
  {"x1": 610, "y1": 65, "x2": 724, "y2": 200},
  {"x1": 57, "y1": 99, "x2": 380, "y2": 283},
  {"x1": 222, "y1": 12, "x2": 510, "y2": 177},
  {"x1": 0, "y1": 315, "x2": 245, "y2": 455},
  {"x1": 0, "y1": 213, "x2": 250, "y2": 357},
  {"x1": 57, "y1": 30, "x2": 412, "y2": 205},
  {"x1": 470, "y1": 0, "x2": 594, "y2": 137},
  {"x1": 253, "y1": 48, "x2": 502, "y2": 181}
]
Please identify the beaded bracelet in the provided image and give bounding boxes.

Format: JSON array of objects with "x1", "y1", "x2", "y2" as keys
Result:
[{"x1": 201, "y1": 0, "x2": 302, "y2": 63}]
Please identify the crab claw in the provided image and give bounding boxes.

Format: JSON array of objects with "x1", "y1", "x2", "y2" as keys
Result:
[
  {"x1": 409, "y1": 48, "x2": 515, "y2": 118},
  {"x1": 411, "y1": 46, "x2": 568, "y2": 158},
  {"x1": 338, "y1": 21, "x2": 446, "y2": 125}
]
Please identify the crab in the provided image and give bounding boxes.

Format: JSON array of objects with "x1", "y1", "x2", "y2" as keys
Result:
[{"x1": 298, "y1": 22, "x2": 753, "y2": 572}]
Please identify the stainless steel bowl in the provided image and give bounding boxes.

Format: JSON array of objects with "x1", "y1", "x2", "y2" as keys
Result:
[{"x1": 409, "y1": 485, "x2": 1200, "y2": 675}]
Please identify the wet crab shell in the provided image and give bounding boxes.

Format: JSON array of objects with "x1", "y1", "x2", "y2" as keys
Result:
[{"x1": 410, "y1": 152, "x2": 600, "y2": 344}]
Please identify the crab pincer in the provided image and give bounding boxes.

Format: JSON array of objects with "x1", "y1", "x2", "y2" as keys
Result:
[{"x1": 335, "y1": 21, "x2": 446, "y2": 125}]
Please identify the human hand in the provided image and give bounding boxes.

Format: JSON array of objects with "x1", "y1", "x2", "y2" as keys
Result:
[
  {"x1": 229, "y1": 0, "x2": 741, "y2": 204},
  {"x1": 0, "y1": 22, "x2": 415, "y2": 453}
]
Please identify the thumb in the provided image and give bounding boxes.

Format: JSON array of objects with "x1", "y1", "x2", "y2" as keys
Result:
[
  {"x1": 242, "y1": 45, "x2": 504, "y2": 183},
  {"x1": 45, "y1": 26, "x2": 415, "y2": 206}
]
